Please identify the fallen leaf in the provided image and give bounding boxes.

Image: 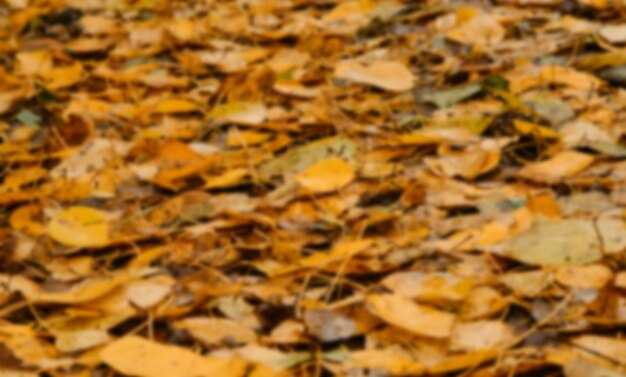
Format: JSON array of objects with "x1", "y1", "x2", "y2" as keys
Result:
[
  {"x1": 451, "y1": 320, "x2": 513, "y2": 351},
  {"x1": 101, "y1": 336, "x2": 243, "y2": 377},
  {"x1": 366, "y1": 293, "x2": 455, "y2": 338},
  {"x1": 259, "y1": 137, "x2": 357, "y2": 180},
  {"x1": 126, "y1": 278, "x2": 173, "y2": 310},
  {"x1": 175, "y1": 317, "x2": 257, "y2": 346},
  {"x1": 504, "y1": 217, "x2": 602, "y2": 266},
  {"x1": 54, "y1": 329, "x2": 110, "y2": 353},
  {"x1": 571, "y1": 335, "x2": 626, "y2": 364},
  {"x1": 600, "y1": 24, "x2": 626, "y2": 44},
  {"x1": 382, "y1": 271, "x2": 473, "y2": 303},
  {"x1": 346, "y1": 349, "x2": 425, "y2": 375},
  {"x1": 563, "y1": 358, "x2": 624, "y2": 377},
  {"x1": 154, "y1": 98, "x2": 198, "y2": 114},
  {"x1": 446, "y1": 12, "x2": 505, "y2": 47},
  {"x1": 539, "y1": 65, "x2": 602, "y2": 91},
  {"x1": 208, "y1": 102, "x2": 267, "y2": 125},
  {"x1": 422, "y1": 83, "x2": 483, "y2": 109},
  {"x1": 304, "y1": 309, "x2": 356, "y2": 342},
  {"x1": 554, "y1": 265, "x2": 613, "y2": 289},
  {"x1": 46, "y1": 206, "x2": 110, "y2": 247},
  {"x1": 295, "y1": 157, "x2": 354, "y2": 193},
  {"x1": 230, "y1": 344, "x2": 310, "y2": 371},
  {"x1": 334, "y1": 60, "x2": 415, "y2": 92},
  {"x1": 519, "y1": 151, "x2": 595, "y2": 182}
]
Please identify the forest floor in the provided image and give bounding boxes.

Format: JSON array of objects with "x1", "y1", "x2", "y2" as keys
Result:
[{"x1": 2, "y1": 0, "x2": 626, "y2": 376}]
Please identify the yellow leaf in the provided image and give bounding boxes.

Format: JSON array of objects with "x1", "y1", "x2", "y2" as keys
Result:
[
  {"x1": 513, "y1": 119, "x2": 560, "y2": 139},
  {"x1": 455, "y1": 5, "x2": 479, "y2": 23},
  {"x1": 47, "y1": 206, "x2": 109, "y2": 247},
  {"x1": 451, "y1": 320, "x2": 513, "y2": 352},
  {"x1": 32, "y1": 271, "x2": 133, "y2": 304},
  {"x1": 174, "y1": 317, "x2": 257, "y2": 347},
  {"x1": 348, "y1": 349, "x2": 425, "y2": 375},
  {"x1": 126, "y1": 277, "x2": 173, "y2": 309},
  {"x1": 446, "y1": 12, "x2": 504, "y2": 47},
  {"x1": 0, "y1": 167, "x2": 48, "y2": 193},
  {"x1": 334, "y1": 60, "x2": 415, "y2": 92},
  {"x1": 518, "y1": 151, "x2": 594, "y2": 182},
  {"x1": 227, "y1": 129, "x2": 271, "y2": 147},
  {"x1": 154, "y1": 98, "x2": 198, "y2": 114},
  {"x1": 42, "y1": 63, "x2": 83, "y2": 90},
  {"x1": 366, "y1": 293, "x2": 455, "y2": 338},
  {"x1": 295, "y1": 157, "x2": 354, "y2": 194},
  {"x1": 539, "y1": 65, "x2": 602, "y2": 91},
  {"x1": 54, "y1": 329, "x2": 110, "y2": 353},
  {"x1": 101, "y1": 336, "x2": 245, "y2": 377},
  {"x1": 554, "y1": 265, "x2": 613, "y2": 289},
  {"x1": 16, "y1": 50, "x2": 53, "y2": 76},
  {"x1": 208, "y1": 102, "x2": 267, "y2": 125},
  {"x1": 428, "y1": 350, "x2": 497, "y2": 374},
  {"x1": 204, "y1": 168, "x2": 249, "y2": 189},
  {"x1": 167, "y1": 19, "x2": 197, "y2": 42},
  {"x1": 10, "y1": 205, "x2": 44, "y2": 236},
  {"x1": 571, "y1": 336, "x2": 626, "y2": 364},
  {"x1": 382, "y1": 272, "x2": 472, "y2": 303},
  {"x1": 273, "y1": 81, "x2": 321, "y2": 98}
]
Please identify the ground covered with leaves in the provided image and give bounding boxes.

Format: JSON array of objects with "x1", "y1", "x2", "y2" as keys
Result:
[{"x1": 5, "y1": 0, "x2": 626, "y2": 376}]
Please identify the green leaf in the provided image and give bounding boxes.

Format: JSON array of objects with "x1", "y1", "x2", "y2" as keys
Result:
[
  {"x1": 505, "y1": 217, "x2": 602, "y2": 266},
  {"x1": 425, "y1": 115, "x2": 495, "y2": 135},
  {"x1": 522, "y1": 93, "x2": 574, "y2": 124},
  {"x1": 274, "y1": 352, "x2": 311, "y2": 369},
  {"x1": 585, "y1": 142, "x2": 626, "y2": 158},
  {"x1": 599, "y1": 64, "x2": 626, "y2": 84},
  {"x1": 35, "y1": 83, "x2": 59, "y2": 103},
  {"x1": 482, "y1": 76, "x2": 509, "y2": 91},
  {"x1": 322, "y1": 348, "x2": 350, "y2": 362},
  {"x1": 16, "y1": 109, "x2": 41, "y2": 128},
  {"x1": 277, "y1": 71, "x2": 293, "y2": 81},
  {"x1": 422, "y1": 83, "x2": 482, "y2": 109}
]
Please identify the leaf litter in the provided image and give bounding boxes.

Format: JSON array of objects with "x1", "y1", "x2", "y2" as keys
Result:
[{"x1": 2, "y1": 0, "x2": 626, "y2": 376}]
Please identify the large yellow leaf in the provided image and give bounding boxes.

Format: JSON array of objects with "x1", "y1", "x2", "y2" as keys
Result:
[
  {"x1": 295, "y1": 157, "x2": 354, "y2": 194},
  {"x1": 366, "y1": 293, "x2": 455, "y2": 338},
  {"x1": 518, "y1": 151, "x2": 594, "y2": 182},
  {"x1": 504, "y1": 217, "x2": 602, "y2": 266},
  {"x1": 101, "y1": 336, "x2": 246, "y2": 377},
  {"x1": 334, "y1": 60, "x2": 415, "y2": 92},
  {"x1": 47, "y1": 206, "x2": 110, "y2": 247}
]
